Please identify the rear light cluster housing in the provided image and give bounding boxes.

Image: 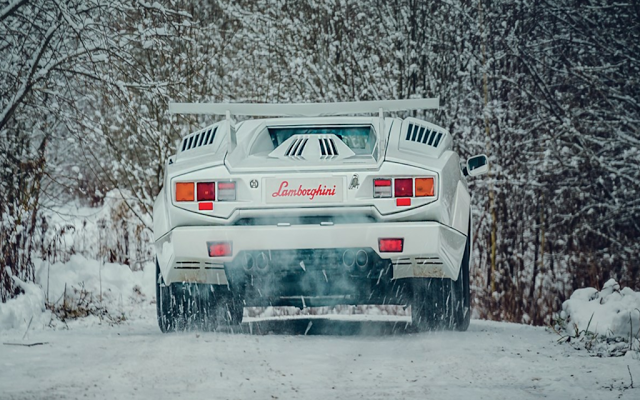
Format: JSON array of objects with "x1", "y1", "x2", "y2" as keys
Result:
[
  {"x1": 174, "y1": 181, "x2": 236, "y2": 209},
  {"x1": 373, "y1": 177, "x2": 435, "y2": 198}
]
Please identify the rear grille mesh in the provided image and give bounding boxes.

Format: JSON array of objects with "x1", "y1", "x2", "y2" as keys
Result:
[
  {"x1": 414, "y1": 257, "x2": 443, "y2": 265},
  {"x1": 405, "y1": 123, "x2": 443, "y2": 148},
  {"x1": 175, "y1": 261, "x2": 201, "y2": 270},
  {"x1": 180, "y1": 127, "x2": 218, "y2": 152}
]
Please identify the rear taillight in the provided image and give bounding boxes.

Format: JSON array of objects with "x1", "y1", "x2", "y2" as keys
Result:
[
  {"x1": 217, "y1": 181, "x2": 236, "y2": 201},
  {"x1": 379, "y1": 238, "x2": 404, "y2": 252},
  {"x1": 197, "y1": 182, "x2": 215, "y2": 201},
  {"x1": 373, "y1": 179, "x2": 392, "y2": 198},
  {"x1": 394, "y1": 178, "x2": 413, "y2": 197},
  {"x1": 415, "y1": 178, "x2": 434, "y2": 197},
  {"x1": 372, "y1": 177, "x2": 435, "y2": 200},
  {"x1": 175, "y1": 182, "x2": 195, "y2": 201},
  {"x1": 207, "y1": 241, "x2": 232, "y2": 257},
  {"x1": 175, "y1": 180, "x2": 236, "y2": 203}
]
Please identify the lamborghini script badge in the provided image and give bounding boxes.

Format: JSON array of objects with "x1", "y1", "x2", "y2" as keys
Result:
[
  {"x1": 250, "y1": 179, "x2": 259, "y2": 189},
  {"x1": 349, "y1": 174, "x2": 359, "y2": 190}
]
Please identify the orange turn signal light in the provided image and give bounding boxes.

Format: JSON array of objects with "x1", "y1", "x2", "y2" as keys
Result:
[
  {"x1": 175, "y1": 182, "x2": 195, "y2": 202},
  {"x1": 415, "y1": 178, "x2": 434, "y2": 197}
]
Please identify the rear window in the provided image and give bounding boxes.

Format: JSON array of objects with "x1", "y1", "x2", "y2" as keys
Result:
[{"x1": 268, "y1": 126, "x2": 376, "y2": 155}]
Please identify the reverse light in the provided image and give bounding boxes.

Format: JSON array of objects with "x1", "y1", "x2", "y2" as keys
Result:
[
  {"x1": 217, "y1": 181, "x2": 236, "y2": 201},
  {"x1": 415, "y1": 178, "x2": 434, "y2": 197},
  {"x1": 394, "y1": 178, "x2": 413, "y2": 197},
  {"x1": 197, "y1": 182, "x2": 215, "y2": 201},
  {"x1": 207, "y1": 241, "x2": 232, "y2": 257},
  {"x1": 373, "y1": 179, "x2": 392, "y2": 198},
  {"x1": 379, "y1": 238, "x2": 404, "y2": 252},
  {"x1": 175, "y1": 182, "x2": 195, "y2": 202}
]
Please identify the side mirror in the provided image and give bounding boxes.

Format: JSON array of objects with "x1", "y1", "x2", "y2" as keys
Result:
[{"x1": 466, "y1": 154, "x2": 489, "y2": 177}]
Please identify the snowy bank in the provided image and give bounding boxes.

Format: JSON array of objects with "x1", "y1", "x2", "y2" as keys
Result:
[
  {"x1": 558, "y1": 279, "x2": 640, "y2": 356},
  {"x1": 0, "y1": 275, "x2": 51, "y2": 330},
  {"x1": 0, "y1": 255, "x2": 154, "y2": 333}
]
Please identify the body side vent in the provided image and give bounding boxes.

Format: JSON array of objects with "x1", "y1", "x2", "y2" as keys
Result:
[
  {"x1": 405, "y1": 123, "x2": 443, "y2": 148},
  {"x1": 180, "y1": 126, "x2": 218, "y2": 153}
]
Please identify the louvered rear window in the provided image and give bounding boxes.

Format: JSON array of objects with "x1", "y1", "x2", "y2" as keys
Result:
[{"x1": 268, "y1": 126, "x2": 375, "y2": 155}]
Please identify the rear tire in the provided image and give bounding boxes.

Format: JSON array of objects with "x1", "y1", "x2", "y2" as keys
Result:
[
  {"x1": 411, "y1": 234, "x2": 471, "y2": 331},
  {"x1": 193, "y1": 287, "x2": 244, "y2": 331},
  {"x1": 156, "y1": 260, "x2": 177, "y2": 333},
  {"x1": 155, "y1": 260, "x2": 243, "y2": 332}
]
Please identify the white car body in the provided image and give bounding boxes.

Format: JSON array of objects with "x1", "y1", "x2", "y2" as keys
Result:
[{"x1": 153, "y1": 99, "x2": 486, "y2": 328}]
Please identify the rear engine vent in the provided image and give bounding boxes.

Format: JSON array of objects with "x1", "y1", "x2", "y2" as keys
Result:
[
  {"x1": 285, "y1": 137, "x2": 308, "y2": 157},
  {"x1": 181, "y1": 126, "x2": 217, "y2": 152},
  {"x1": 268, "y1": 134, "x2": 355, "y2": 160},
  {"x1": 405, "y1": 123, "x2": 443, "y2": 148},
  {"x1": 320, "y1": 137, "x2": 339, "y2": 156}
]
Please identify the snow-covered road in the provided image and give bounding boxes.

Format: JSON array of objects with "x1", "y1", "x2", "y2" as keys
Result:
[{"x1": 1, "y1": 315, "x2": 638, "y2": 400}]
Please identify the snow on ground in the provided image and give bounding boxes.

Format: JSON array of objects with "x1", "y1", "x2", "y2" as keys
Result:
[
  {"x1": 1, "y1": 249, "x2": 639, "y2": 399},
  {"x1": 559, "y1": 279, "x2": 640, "y2": 356},
  {"x1": 35, "y1": 255, "x2": 155, "y2": 322},
  {"x1": 0, "y1": 277, "x2": 50, "y2": 331},
  {"x1": 0, "y1": 256, "x2": 155, "y2": 332},
  {"x1": 562, "y1": 279, "x2": 640, "y2": 338},
  {"x1": 1, "y1": 315, "x2": 638, "y2": 400}
]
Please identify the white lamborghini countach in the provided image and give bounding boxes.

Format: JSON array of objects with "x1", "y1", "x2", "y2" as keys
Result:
[{"x1": 153, "y1": 99, "x2": 488, "y2": 332}]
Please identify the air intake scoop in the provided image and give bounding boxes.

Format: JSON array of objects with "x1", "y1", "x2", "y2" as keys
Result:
[{"x1": 268, "y1": 134, "x2": 356, "y2": 160}]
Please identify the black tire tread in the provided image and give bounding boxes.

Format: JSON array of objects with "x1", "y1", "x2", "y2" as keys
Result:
[
  {"x1": 155, "y1": 260, "x2": 243, "y2": 333},
  {"x1": 411, "y1": 233, "x2": 471, "y2": 331}
]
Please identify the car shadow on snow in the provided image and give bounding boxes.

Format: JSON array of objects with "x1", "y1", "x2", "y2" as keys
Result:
[{"x1": 220, "y1": 317, "x2": 420, "y2": 336}]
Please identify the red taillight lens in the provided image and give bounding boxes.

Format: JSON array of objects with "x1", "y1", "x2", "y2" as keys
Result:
[
  {"x1": 197, "y1": 182, "x2": 215, "y2": 201},
  {"x1": 379, "y1": 238, "x2": 404, "y2": 252},
  {"x1": 415, "y1": 178, "x2": 434, "y2": 197},
  {"x1": 207, "y1": 241, "x2": 232, "y2": 257},
  {"x1": 217, "y1": 181, "x2": 236, "y2": 201},
  {"x1": 394, "y1": 178, "x2": 413, "y2": 197},
  {"x1": 373, "y1": 179, "x2": 392, "y2": 198},
  {"x1": 175, "y1": 182, "x2": 195, "y2": 202}
]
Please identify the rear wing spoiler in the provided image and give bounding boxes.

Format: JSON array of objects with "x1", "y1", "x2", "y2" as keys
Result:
[
  {"x1": 168, "y1": 98, "x2": 439, "y2": 152},
  {"x1": 168, "y1": 98, "x2": 439, "y2": 117}
]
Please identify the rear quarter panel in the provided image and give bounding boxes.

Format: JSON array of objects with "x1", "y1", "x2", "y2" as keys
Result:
[{"x1": 385, "y1": 118, "x2": 469, "y2": 236}]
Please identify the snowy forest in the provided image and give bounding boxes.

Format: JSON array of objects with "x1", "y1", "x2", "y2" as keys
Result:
[{"x1": 1, "y1": 0, "x2": 639, "y2": 326}]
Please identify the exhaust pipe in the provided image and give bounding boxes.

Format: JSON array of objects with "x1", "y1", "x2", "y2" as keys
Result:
[
  {"x1": 355, "y1": 250, "x2": 368, "y2": 270},
  {"x1": 342, "y1": 249, "x2": 356, "y2": 271},
  {"x1": 242, "y1": 253, "x2": 255, "y2": 272},
  {"x1": 256, "y1": 252, "x2": 270, "y2": 272}
]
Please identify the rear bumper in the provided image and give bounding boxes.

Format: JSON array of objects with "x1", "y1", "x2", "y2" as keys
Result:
[{"x1": 156, "y1": 222, "x2": 467, "y2": 285}]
